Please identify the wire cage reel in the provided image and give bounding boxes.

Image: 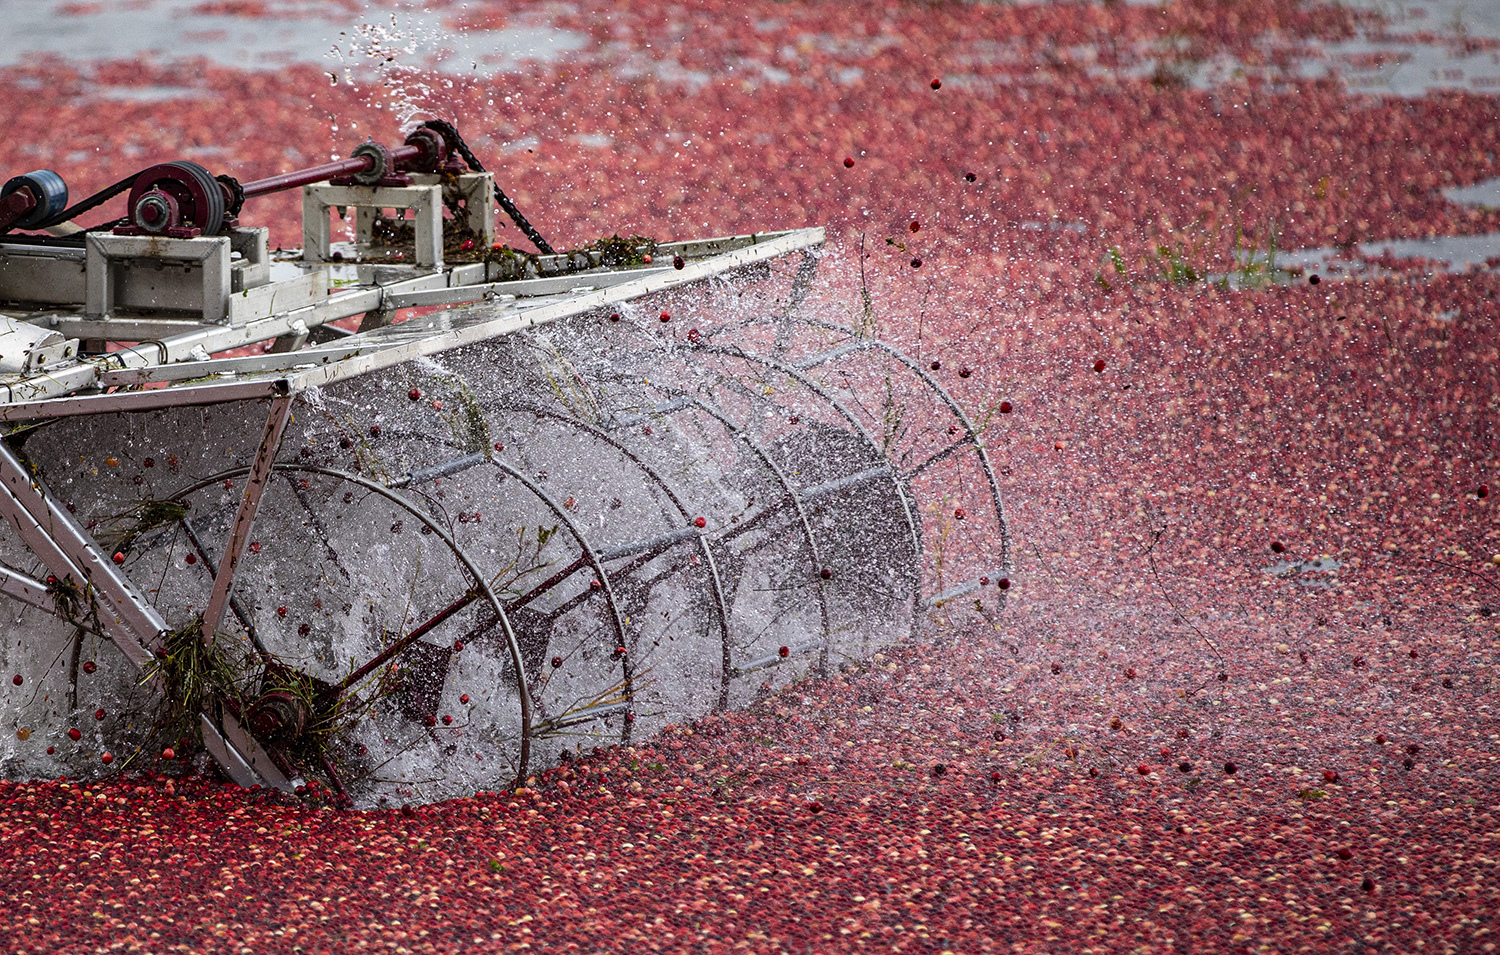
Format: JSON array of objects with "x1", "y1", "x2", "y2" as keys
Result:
[{"x1": 0, "y1": 245, "x2": 1008, "y2": 803}]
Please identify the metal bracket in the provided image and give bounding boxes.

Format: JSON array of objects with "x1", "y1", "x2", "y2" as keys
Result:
[{"x1": 85, "y1": 232, "x2": 233, "y2": 324}]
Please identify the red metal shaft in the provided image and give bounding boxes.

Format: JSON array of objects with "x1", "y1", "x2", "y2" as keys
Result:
[{"x1": 240, "y1": 144, "x2": 421, "y2": 200}]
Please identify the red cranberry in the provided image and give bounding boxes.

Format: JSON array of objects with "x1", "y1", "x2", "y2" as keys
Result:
[
  {"x1": 778, "y1": 646, "x2": 790, "y2": 658},
  {"x1": 1093, "y1": 360, "x2": 1106, "y2": 373},
  {"x1": 1223, "y1": 762, "x2": 1237, "y2": 774},
  {"x1": 693, "y1": 516, "x2": 706, "y2": 528},
  {"x1": 408, "y1": 387, "x2": 421, "y2": 401},
  {"x1": 999, "y1": 401, "x2": 1012, "y2": 413},
  {"x1": 68, "y1": 728, "x2": 81, "y2": 740},
  {"x1": 551, "y1": 656, "x2": 563, "y2": 668},
  {"x1": 161, "y1": 747, "x2": 175, "y2": 760},
  {"x1": 94, "y1": 709, "x2": 105, "y2": 721},
  {"x1": 82, "y1": 661, "x2": 96, "y2": 674},
  {"x1": 843, "y1": 157, "x2": 854, "y2": 168},
  {"x1": 1270, "y1": 541, "x2": 1285, "y2": 554},
  {"x1": 659, "y1": 310, "x2": 670, "y2": 322},
  {"x1": 10, "y1": 675, "x2": 20, "y2": 686},
  {"x1": 453, "y1": 640, "x2": 464, "y2": 651}
]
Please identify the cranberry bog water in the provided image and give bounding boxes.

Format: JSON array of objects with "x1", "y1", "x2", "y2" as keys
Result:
[{"x1": 1, "y1": 1, "x2": 1497, "y2": 952}]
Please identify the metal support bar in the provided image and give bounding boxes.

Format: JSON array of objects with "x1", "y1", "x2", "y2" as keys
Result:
[
  {"x1": 0, "y1": 561, "x2": 56, "y2": 616},
  {"x1": 389, "y1": 451, "x2": 490, "y2": 489},
  {"x1": 201, "y1": 394, "x2": 295, "y2": 637},
  {"x1": 0, "y1": 440, "x2": 164, "y2": 665},
  {"x1": 595, "y1": 526, "x2": 701, "y2": 562}
]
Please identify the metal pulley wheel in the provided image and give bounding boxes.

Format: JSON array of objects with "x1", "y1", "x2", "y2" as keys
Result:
[
  {"x1": 125, "y1": 161, "x2": 227, "y2": 235},
  {"x1": 0, "y1": 170, "x2": 68, "y2": 230}
]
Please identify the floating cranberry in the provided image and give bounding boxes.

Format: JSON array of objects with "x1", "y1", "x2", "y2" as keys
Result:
[
  {"x1": 298, "y1": 623, "x2": 311, "y2": 636},
  {"x1": 1093, "y1": 359, "x2": 1106, "y2": 373},
  {"x1": 370, "y1": 424, "x2": 382, "y2": 437},
  {"x1": 459, "y1": 694, "x2": 470, "y2": 704},
  {"x1": 1375, "y1": 734, "x2": 1385, "y2": 744},
  {"x1": 997, "y1": 578, "x2": 1010, "y2": 590},
  {"x1": 94, "y1": 709, "x2": 105, "y2": 721},
  {"x1": 249, "y1": 542, "x2": 261, "y2": 555},
  {"x1": 100, "y1": 752, "x2": 113, "y2": 764},
  {"x1": 276, "y1": 606, "x2": 288, "y2": 617},
  {"x1": 340, "y1": 436, "x2": 354, "y2": 450},
  {"x1": 1337, "y1": 847, "x2": 1353, "y2": 860},
  {"x1": 68, "y1": 728, "x2": 81, "y2": 741},
  {"x1": 1136, "y1": 764, "x2": 1150, "y2": 775},
  {"x1": 590, "y1": 579, "x2": 602, "y2": 591},
  {"x1": 1124, "y1": 667, "x2": 1136, "y2": 679},
  {"x1": 820, "y1": 567, "x2": 833, "y2": 580},
  {"x1": 1324, "y1": 770, "x2": 1339, "y2": 783},
  {"x1": 185, "y1": 554, "x2": 196, "y2": 565},
  {"x1": 609, "y1": 312, "x2": 620, "y2": 322},
  {"x1": 958, "y1": 366, "x2": 971, "y2": 378},
  {"x1": 999, "y1": 401, "x2": 1012, "y2": 413},
  {"x1": 10, "y1": 674, "x2": 20, "y2": 686},
  {"x1": 778, "y1": 646, "x2": 790, "y2": 658},
  {"x1": 910, "y1": 257, "x2": 922, "y2": 269},
  {"x1": 1177, "y1": 761, "x2": 1192, "y2": 773},
  {"x1": 843, "y1": 157, "x2": 854, "y2": 168},
  {"x1": 161, "y1": 747, "x2": 175, "y2": 760},
  {"x1": 673, "y1": 255, "x2": 685, "y2": 270},
  {"x1": 1223, "y1": 762, "x2": 1237, "y2": 774},
  {"x1": 1478, "y1": 484, "x2": 1489, "y2": 499},
  {"x1": 659, "y1": 310, "x2": 671, "y2": 322},
  {"x1": 693, "y1": 516, "x2": 706, "y2": 528},
  {"x1": 551, "y1": 656, "x2": 563, "y2": 668},
  {"x1": 1270, "y1": 541, "x2": 1285, "y2": 554},
  {"x1": 112, "y1": 552, "x2": 125, "y2": 565},
  {"x1": 442, "y1": 715, "x2": 453, "y2": 725},
  {"x1": 953, "y1": 507, "x2": 965, "y2": 520},
  {"x1": 453, "y1": 640, "x2": 464, "y2": 651},
  {"x1": 1362, "y1": 878, "x2": 1375, "y2": 892}
]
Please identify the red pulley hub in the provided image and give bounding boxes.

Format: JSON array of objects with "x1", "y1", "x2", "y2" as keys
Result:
[{"x1": 121, "y1": 160, "x2": 227, "y2": 237}]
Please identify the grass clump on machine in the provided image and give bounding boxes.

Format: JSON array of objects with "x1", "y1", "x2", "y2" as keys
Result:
[{"x1": 0, "y1": 123, "x2": 1006, "y2": 806}]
